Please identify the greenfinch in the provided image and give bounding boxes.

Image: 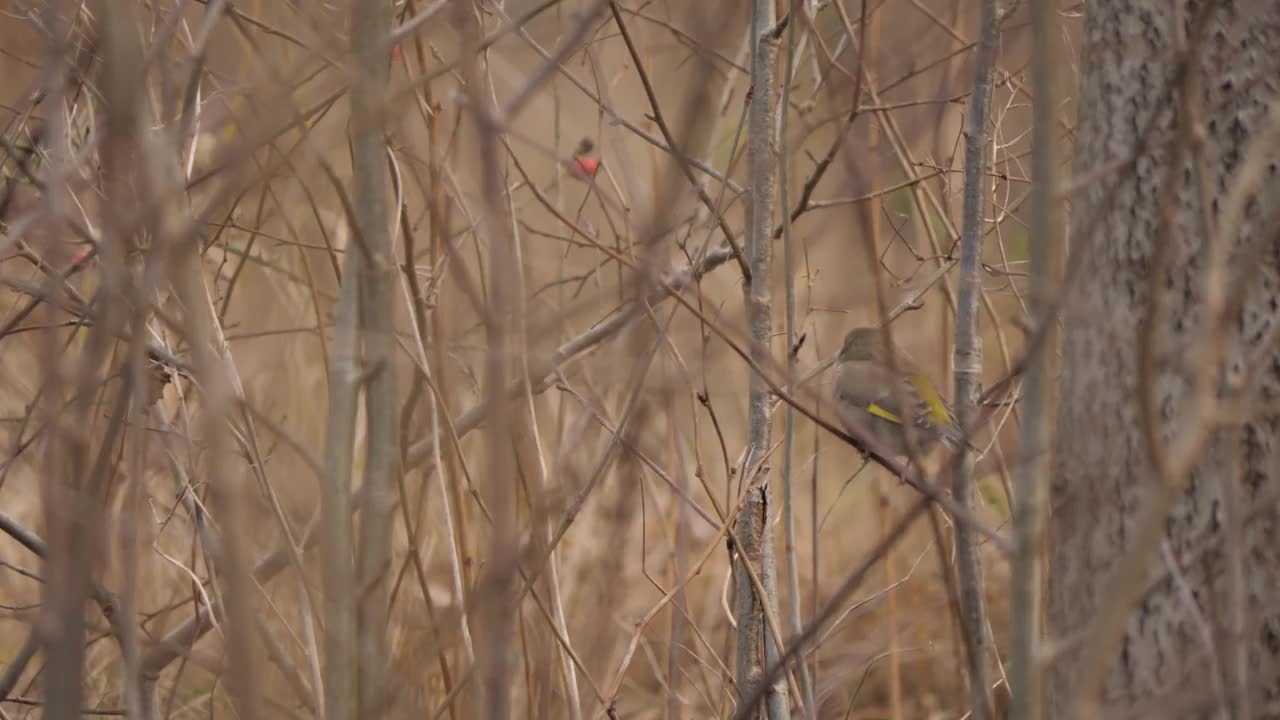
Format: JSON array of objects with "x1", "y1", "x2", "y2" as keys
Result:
[{"x1": 833, "y1": 327, "x2": 970, "y2": 457}]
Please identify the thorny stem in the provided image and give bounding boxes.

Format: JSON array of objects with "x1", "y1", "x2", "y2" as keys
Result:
[
  {"x1": 351, "y1": 0, "x2": 398, "y2": 714},
  {"x1": 1009, "y1": 0, "x2": 1062, "y2": 717},
  {"x1": 951, "y1": 0, "x2": 1000, "y2": 715},
  {"x1": 736, "y1": 3, "x2": 788, "y2": 719}
]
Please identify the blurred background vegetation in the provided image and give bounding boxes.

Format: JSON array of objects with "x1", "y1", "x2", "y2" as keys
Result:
[{"x1": 0, "y1": 1, "x2": 1075, "y2": 717}]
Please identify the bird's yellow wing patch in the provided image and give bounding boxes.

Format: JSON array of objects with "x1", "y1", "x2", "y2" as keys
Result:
[
  {"x1": 908, "y1": 373, "x2": 950, "y2": 425},
  {"x1": 866, "y1": 401, "x2": 902, "y2": 424}
]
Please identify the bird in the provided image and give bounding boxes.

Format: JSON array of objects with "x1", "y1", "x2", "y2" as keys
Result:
[{"x1": 832, "y1": 326, "x2": 972, "y2": 458}]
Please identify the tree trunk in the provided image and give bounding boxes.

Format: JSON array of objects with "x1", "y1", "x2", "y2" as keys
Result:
[{"x1": 1050, "y1": 1, "x2": 1280, "y2": 717}]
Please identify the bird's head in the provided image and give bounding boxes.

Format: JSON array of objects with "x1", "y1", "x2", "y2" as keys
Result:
[{"x1": 838, "y1": 327, "x2": 888, "y2": 363}]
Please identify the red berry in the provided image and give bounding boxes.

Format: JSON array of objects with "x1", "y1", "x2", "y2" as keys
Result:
[{"x1": 567, "y1": 155, "x2": 600, "y2": 180}]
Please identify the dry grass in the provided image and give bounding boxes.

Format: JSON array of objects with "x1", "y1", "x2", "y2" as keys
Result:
[{"x1": 0, "y1": 1, "x2": 1075, "y2": 717}]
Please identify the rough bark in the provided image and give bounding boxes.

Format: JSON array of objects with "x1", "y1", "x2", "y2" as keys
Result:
[{"x1": 1050, "y1": 1, "x2": 1280, "y2": 717}]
